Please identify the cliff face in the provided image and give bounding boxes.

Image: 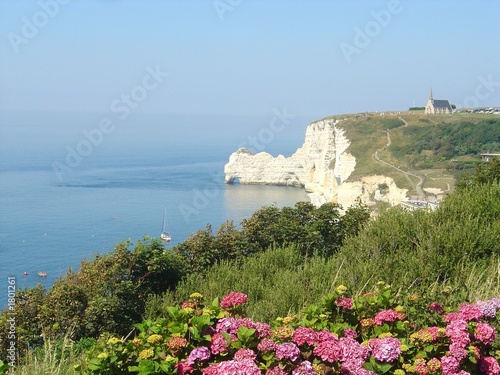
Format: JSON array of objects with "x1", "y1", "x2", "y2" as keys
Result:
[{"x1": 224, "y1": 119, "x2": 407, "y2": 208}]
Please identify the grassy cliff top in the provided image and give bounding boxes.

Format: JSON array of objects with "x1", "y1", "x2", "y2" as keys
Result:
[{"x1": 320, "y1": 111, "x2": 500, "y2": 196}]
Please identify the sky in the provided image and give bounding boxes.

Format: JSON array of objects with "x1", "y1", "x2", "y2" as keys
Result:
[{"x1": 0, "y1": 0, "x2": 499, "y2": 121}]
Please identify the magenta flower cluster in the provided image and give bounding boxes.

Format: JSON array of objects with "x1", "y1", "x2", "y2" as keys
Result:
[{"x1": 219, "y1": 291, "x2": 249, "y2": 309}]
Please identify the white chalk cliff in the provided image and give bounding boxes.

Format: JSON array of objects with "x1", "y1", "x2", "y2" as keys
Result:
[{"x1": 224, "y1": 119, "x2": 408, "y2": 208}]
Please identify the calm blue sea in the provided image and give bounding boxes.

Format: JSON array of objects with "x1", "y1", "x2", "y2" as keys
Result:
[{"x1": 0, "y1": 111, "x2": 311, "y2": 308}]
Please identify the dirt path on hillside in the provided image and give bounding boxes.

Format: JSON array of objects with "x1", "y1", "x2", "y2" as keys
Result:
[{"x1": 372, "y1": 117, "x2": 425, "y2": 196}]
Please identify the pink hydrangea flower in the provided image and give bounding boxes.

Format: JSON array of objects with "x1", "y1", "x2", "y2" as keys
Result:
[
  {"x1": 316, "y1": 330, "x2": 338, "y2": 342},
  {"x1": 175, "y1": 361, "x2": 192, "y2": 375},
  {"x1": 220, "y1": 292, "x2": 248, "y2": 309},
  {"x1": 369, "y1": 337, "x2": 401, "y2": 362},
  {"x1": 276, "y1": 342, "x2": 301, "y2": 362},
  {"x1": 441, "y1": 355, "x2": 460, "y2": 374},
  {"x1": 292, "y1": 360, "x2": 316, "y2": 375},
  {"x1": 336, "y1": 297, "x2": 354, "y2": 310},
  {"x1": 343, "y1": 328, "x2": 358, "y2": 339},
  {"x1": 448, "y1": 342, "x2": 468, "y2": 360},
  {"x1": 445, "y1": 303, "x2": 482, "y2": 322},
  {"x1": 202, "y1": 358, "x2": 260, "y2": 375},
  {"x1": 216, "y1": 317, "x2": 269, "y2": 338},
  {"x1": 480, "y1": 356, "x2": 500, "y2": 375},
  {"x1": 210, "y1": 332, "x2": 230, "y2": 355},
  {"x1": 266, "y1": 366, "x2": 288, "y2": 375},
  {"x1": 374, "y1": 309, "x2": 402, "y2": 325},
  {"x1": 257, "y1": 338, "x2": 277, "y2": 352},
  {"x1": 293, "y1": 326, "x2": 318, "y2": 346},
  {"x1": 187, "y1": 346, "x2": 211, "y2": 365},
  {"x1": 313, "y1": 337, "x2": 342, "y2": 363},
  {"x1": 474, "y1": 322, "x2": 496, "y2": 346},
  {"x1": 427, "y1": 302, "x2": 444, "y2": 314},
  {"x1": 234, "y1": 348, "x2": 257, "y2": 362}
]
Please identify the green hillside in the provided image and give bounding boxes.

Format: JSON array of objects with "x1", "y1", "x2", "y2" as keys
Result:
[{"x1": 323, "y1": 111, "x2": 500, "y2": 196}]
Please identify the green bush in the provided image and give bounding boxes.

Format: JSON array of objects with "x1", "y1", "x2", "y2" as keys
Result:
[{"x1": 78, "y1": 285, "x2": 500, "y2": 375}]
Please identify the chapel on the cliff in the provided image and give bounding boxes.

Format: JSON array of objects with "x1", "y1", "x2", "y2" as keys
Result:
[{"x1": 424, "y1": 89, "x2": 453, "y2": 114}]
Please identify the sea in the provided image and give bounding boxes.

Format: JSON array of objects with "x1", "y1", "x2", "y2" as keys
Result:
[{"x1": 0, "y1": 111, "x2": 313, "y2": 308}]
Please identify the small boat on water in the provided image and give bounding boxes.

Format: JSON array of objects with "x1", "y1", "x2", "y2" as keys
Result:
[
  {"x1": 160, "y1": 208, "x2": 171, "y2": 243},
  {"x1": 38, "y1": 271, "x2": 47, "y2": 277}
]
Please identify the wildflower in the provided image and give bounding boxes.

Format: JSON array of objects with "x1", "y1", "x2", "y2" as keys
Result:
[
  {"x1": 168, "y1": 337, "x2": 187, "y2": 352},
  {"x1": 106, "y1": 337, "x2": 121, "y2": 345},
  {"x1": 369, "y1": 337, "x2": 401, "y2": 362},
  {"x1": 97, "y1": 352, "x2": 108, "y2": 359},
  {"x1": 220, "y1": 292, "x2": 248, "y2": 309},
  {"x1": 187, "y1": 346, "x2": 211, "y2": 365},
  {"x1": 283, "y1": 316, "x2": 295, "y2": 324},
  {"x1": 138, "y1": 348, "x2": 154, "y2": 360},
  {"x1": 336, "y1": 285, "x2": 348, "y2": 295},
  {"x1": 132, "y1": 338, "x2": 143, "y2": 346},
  {"x1": 474, "y1": 322, "x2": 496, "y2": 346},
  {"x1": 273, "y1": 326, "x2": 294, "y2": 340},
  {"x1": 394, "y1": 370, "x2": 406, "y2": 375},
  {"x1": 146, "y1": 334, "x2": 163, "y2": 344},
  {"x1": 293, "y1": 326, "x2": 318, "y2": 346},
  {"x1": 190, "y1": 292, "x2": 203, "y2": 299},
  {"x1": 336, "y1": 297, "x2": 353, "y2": 310},
  {"x1": 276, "y1": 342, "x2": 301, "y2": 362},
  {"x1": 479, "y1": 356, "x2": 500, "y2": 375}
]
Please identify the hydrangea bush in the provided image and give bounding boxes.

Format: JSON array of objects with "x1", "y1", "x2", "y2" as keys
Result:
[{"x1": 76, "y1": 283, "x2": 500, "y2": 375}]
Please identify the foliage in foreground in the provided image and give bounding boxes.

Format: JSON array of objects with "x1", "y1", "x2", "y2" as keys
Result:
[{"x1": 78, "y1": 284, "x2": 500, "y2": 375}]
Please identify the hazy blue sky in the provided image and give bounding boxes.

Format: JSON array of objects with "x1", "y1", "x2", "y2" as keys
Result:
[{"x1": 1, "y1": 0, "x2": 499, "y2": 120}]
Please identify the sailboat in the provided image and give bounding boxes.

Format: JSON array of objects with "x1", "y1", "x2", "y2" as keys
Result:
[{"x1": 160, "y1": 208, "x2": 171, "y2": 243}]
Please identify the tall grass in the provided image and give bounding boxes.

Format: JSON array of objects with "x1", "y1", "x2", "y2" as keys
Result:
[{"x1": 11, "y1": 337, "x2": 82, "y2": 375}]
